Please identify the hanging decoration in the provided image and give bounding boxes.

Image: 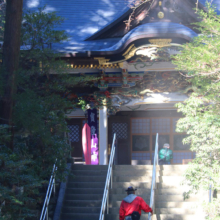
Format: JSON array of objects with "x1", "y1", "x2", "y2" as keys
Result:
[
  {"x1": 88, "y1": 109, "x2": 99, "y2": 165},
  {"x1": 82, "y1": 123, "x2": 91, "y2": 165}
]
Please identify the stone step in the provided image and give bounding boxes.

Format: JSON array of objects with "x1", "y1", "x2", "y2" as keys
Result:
[
  {"x1": 113, "y1": 169, "x2": 186, "y2": 176},
  {"x1": 157, "y1": 170, "x2": 186, "y2": 176},
  {"x1": 155, "y1": 189, "x2": 189, "y2": 195},
  {"x1": 105, "y1": 214, "x2": 204, "y2": 220},
  {"x1": 108, "y1": 207, "x2": 150, "y2": 214},
  {"x1": 113, "y1": 170, "x2": 185, "y2": 176},
  {"x1": 108, "y1": 207, "x2": 197, "y2": 215},
  {"x1": 106, "y1": 214, "x2": 150, "y2": 220},
  {"x1": 112, "y1": 181, "x2": 151, "y2": 188},
  {"x1": 156, "y1": 182, "x2": 183, "y2": 189},
  {"x1": 63, "y1": 199, "x2": 102, "y2": 207},
  {"x1": 113, "y1": 165, "x2": 153, "y2": 171},
  {"x1": 113, "y1": 165, "x2": 188, "y2": 171},
  {"x1": 109, "y1": 199, "x2": 203, "y2": 208},
  {"x1": 66, "y1": 187, "x2": 104, "y2": 194},
  {"x1": 72, "y1": 170, "x2": 107, "y2": 176},
  {"x1": 154, "y1": 194, "x2": 202, "y2": 202},
  {"x1": 157, "y1": 165, "x2": 188, "y2": 169},
  {"x1": 110, "y1": 188, "x2": 151, "y2": 194},
  {"x1": 157, "y1": 176, "x2": 184, "y2": 182},
  {"x1": 111, "y1": 188, "x2": 151, "y2": 195},
  {"x1": 155, "y1": 201, "x2": 201, "y2": 208},
  {"x1": 61, "y1": 213, "x2": 99, "y2": 220},
  {"x1": 153, "y1": 214, "x2": 205, "y2": 220},
  {"x1": 68, "y1": 175, "x2": 106, "y2": 182},
  {"x1": 67, "y1": 181, "x2": 105, "y2": 188},
  {"x1": 113, "y1": 175, "x2": 152, "y2": 182},
  {"x1": 110, "y1": 200, "x2": 150, "y2": 207},
  {"x1": 62, "y1": 206, "x2": 100, "y2": 214},
  {"x1": 65, "y1": 193, "x2": 103, "y2": 200},
  {"x1": 72, "y1": 164, "x2": 108, "y2": 171},
  {"x1": 112, "y1": 175, "x2": 185, "y2": 183},
  {"x1": 110, "y1": 194, "x2": 151, "y2": 201},
  {"x1": 155, "y1": 208, "x2": 198, "y2": 215},
  {"x1": 156, "y1": 189, "x2": 207, "y2": 198},
  {"x1": 113, "y1": 170, "x2": 153, "y2": 176},
  {"x1": 73, "y1": 161, "x2": 85, "y2": 165}
]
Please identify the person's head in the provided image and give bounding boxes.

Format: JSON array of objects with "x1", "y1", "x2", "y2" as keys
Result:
[
  {"x1": 163, "y1": 143, "x2": 170, "y2": 149},
  {"x1": 125, "y1": 186, "x2": 137, "y2": 195}
]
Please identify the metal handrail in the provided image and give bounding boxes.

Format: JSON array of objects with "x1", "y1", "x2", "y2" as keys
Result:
[
  {"x1": 148, "y1": 133, "x2": 159, "y2": 220},
  {"x1": 99, "y1": 133, "x2": 116, "y2": 220},
  {"x1": 40, "y1": 163, "x2": 57, "y2": 220},
  {"x1": 209, "y1": 152, "x2": 212, "y2": 203}
]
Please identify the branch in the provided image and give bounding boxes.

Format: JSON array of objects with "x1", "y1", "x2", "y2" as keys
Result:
[
  {"x1": 179, "y1": 67, "x2": 220, "y2": 78},
  {"x1": 125, "y1": 0, "x2": 155, "y2": 30},
  {"x1": 198, "y1": 68, "x2": 220, "y2": 76},
  {"x1": 179, "y1": 71, "x2": 195, "y2": 78}
]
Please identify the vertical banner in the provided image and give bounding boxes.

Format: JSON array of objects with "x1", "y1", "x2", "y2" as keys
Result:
[
  {"x1": 88, "y1": 109, "x2": 99, "y2": 165},
  {"x1": 82, "y1": 123, "x2": 91, "y2": 165}
]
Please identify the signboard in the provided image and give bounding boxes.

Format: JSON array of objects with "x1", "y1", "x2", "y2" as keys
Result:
[{"x1": 88, "y1": 109, "x2": 99, "y2": 165}]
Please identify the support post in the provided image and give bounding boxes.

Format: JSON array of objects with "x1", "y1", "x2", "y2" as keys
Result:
[
  {"x1": 99, "y1": 106, "x2": 108, "y2": 165},
  {"x1": 53, "y1": 178, "x2": 56, "y2": 197}
]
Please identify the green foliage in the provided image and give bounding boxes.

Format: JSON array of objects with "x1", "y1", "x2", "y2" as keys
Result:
[
  {"x1": 173, "y1": 2, "x2": 220, "y2": 219},
  {"x1": 203, "y1": 198, "x2": 220, "y2": 220},
  {"x1": 0, "y1": 142, "x2": 41, "y2": 220},
  {"x1": 0, "y1": 2, "x2": 5, "y2": 41},
  {"x1": 0, "y1": 7, "x2": 96, "y2": 219}
]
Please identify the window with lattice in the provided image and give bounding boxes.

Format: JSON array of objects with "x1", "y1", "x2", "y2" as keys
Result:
[
  {"x1": 152, "y1": 118, "x2": 170, "y2": 133},
  {"x1": 112, "y1": 123, "x2": 128, "y2": 139},
  {"x1": 132, "y1": 118, "x2": 150, "y2": 134},
  {"x1": 68, "y1": 125, "x2": 80, "y2": 142}
]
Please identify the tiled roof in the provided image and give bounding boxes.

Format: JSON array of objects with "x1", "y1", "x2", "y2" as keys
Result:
[
  {"x1": 97, "y1": 22, "x2": 198, "y2": 54},
  {"x1": 23, "y1": 0, "x2": 218, "y2": 54},
  {"x1": 23, "y1": 0, "x2": 129, "y2": 53}
]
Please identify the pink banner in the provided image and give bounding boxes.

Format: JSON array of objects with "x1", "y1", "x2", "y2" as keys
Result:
[{"x1": 82, "y1": 123, "x2": 91, "y2": 165}]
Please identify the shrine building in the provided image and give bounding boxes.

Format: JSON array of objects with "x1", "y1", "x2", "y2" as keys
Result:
[{"x1": 23, "y1": 0, "x2": 220, "y2": 165}]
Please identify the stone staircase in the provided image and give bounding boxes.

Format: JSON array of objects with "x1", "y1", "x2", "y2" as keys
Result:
[
  {"x1": 106, "y1": 165, "x2": 152, "y2": 220},
  {"x1": 106, "y1": 165, "x2": 207, "y2": 220},
  {"x1": 154, "y1": 165, "x2": 206, "y2": 220},
  {"x1": 60, "y1": 164, "x2": 107, "y2": 220},
  {"x1": 59, "y1": 164, "x2": 207, "y2": 220}
]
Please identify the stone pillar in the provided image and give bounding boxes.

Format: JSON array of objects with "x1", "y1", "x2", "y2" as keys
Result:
[{"x1": 99, "y1": 106, "x2": 108, "y2": 165}]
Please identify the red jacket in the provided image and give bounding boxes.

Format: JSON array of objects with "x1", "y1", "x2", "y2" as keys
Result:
[{"x1": 119, "y1": 195, "x2": 152, "y2": 220}]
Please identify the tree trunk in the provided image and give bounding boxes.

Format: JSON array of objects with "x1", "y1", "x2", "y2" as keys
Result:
[{"x1": 2, "y1": 0, "x2": 23, "y2": 150}]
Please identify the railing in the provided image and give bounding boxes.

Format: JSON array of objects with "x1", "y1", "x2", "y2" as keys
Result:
[
  {"x1": 99, "y1": 133, "x2": 116, "y2": 220},
  {"x1": 209, "y1": 152, "x2": 212, "y2": 203},
  {"x1": 40, "y1": 163, "x2": 57, "y2": 220},
  {"x1": 148, "y1": 133, "x2": 159, "y2": 220}
]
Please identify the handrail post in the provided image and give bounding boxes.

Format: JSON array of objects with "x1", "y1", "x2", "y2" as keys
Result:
[
  {"x1": 107, "y1": 192, "x2": 109, "y2": 214},
  {"x1": 148, "y1": 133, "x2": 159, "y2": 220},
  {"x1": 39, "y1": 163, "x2": 57, "y2": 220},
  {"x1": 209, "y1": 183, "x2": 212, "y2": 203},
  {"x1": 99, "y1": 133, "x2": 116, "y2": 220},
  {"x1": 209, "y1": 153, "x2": 212, "y2": 203},
  {"x1": 46, "y1": 208, "x2": 48, "y2": 220},
  {"x1": 53, "y1": 178, "x2": 55, "y2": 197},
  {"x1": 111, "y1": 165, "x2": 113, "y2": 189}
]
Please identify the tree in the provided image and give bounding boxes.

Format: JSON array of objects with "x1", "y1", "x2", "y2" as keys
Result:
[
  {"x1": 172, "y1": 3, "x2": 220, "y2": 219},
  {"x1": 2, "y1": 0, "x2": 23, "y2": 150},
  {"x1": 0, "y1": 6, "x2": 95, "y2": 219},
  {"x1": 0, "y1": 0, "x2": 6, "y2": 42}
]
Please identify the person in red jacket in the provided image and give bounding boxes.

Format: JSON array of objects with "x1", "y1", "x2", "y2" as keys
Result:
[{"x1": 119, "y1": 186, "x2": 153, "y2": 220}]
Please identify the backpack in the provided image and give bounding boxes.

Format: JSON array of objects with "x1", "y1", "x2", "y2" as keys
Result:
[{"x1": 131, "y1": 211, "x2": 140, "y2": 220}]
